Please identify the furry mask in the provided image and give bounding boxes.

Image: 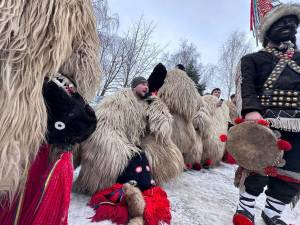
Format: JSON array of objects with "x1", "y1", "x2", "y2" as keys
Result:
[
  {"x1": 43, "y1": 74, "x2": 97, "y2": 145},
  {"x1": 117, "y1": 151, "x2": 155, "y2": 191}
]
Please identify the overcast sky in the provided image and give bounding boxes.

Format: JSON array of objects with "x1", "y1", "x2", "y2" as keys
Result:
[{"x1": 109, "y1": 0, "x2": 299, "y2": 65}]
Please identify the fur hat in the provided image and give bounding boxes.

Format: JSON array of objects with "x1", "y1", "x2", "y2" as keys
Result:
[{"x1": 250, "y1": 0, "x2": 300, "y2": 43}]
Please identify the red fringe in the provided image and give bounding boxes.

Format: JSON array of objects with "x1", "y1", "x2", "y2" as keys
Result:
[
  {"x1": 0, "y1": 145, "x2": 74, "y2": 225},
  {"x1": 89, "y1": 184, "x2": 128, "y2": 225},
  {"x1": 143, "y1": 186, "x2": 171, "y2": 225},
  {"x1": 277, "y1": 139, "x2": 292, "y2": 151},
  {"x1": 219, "y1": 134, "x2": 228, "y2": 142}
]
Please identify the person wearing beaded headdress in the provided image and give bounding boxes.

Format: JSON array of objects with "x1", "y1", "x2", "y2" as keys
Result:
[{"x1": 233, "y1": 1, "x2": 300, "y2": 225}]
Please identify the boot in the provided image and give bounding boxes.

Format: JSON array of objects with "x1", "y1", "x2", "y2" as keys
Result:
[
  {"x1": 233, "y1": 192, "x2": 256, "y2": 225},
  {"x1": 261, "y1": 196, "x2": 289, "y2": 225}
]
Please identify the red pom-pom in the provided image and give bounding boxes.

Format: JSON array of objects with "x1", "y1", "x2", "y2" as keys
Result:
[
  {"x1": 233, "y1": 213, "x2": 254, "y2": 225},
  {"x1": 185, "y1": 163, "x2": 192, "y2": 170},
  {"x1": 192, "y1": 162, "x2": 202, "y2": 171},
  {"x1": 234, "y1": 117, "x2": 244, "y2": 124},
  {"x1": 257, "y1": 119, "x2": 269, "y2": 127},
  {"x1": 277, "y1": 139, "x2": 292, "y2": 151},
  {"x1": 219, "y1": 134, "x2": 228, "y2": 142},
  {"x1": 205, "y1": 159, "x2": 213, "y2": 166},
  {"x1": 264, "y1": 166, "x2": 278, "y2": 177}
]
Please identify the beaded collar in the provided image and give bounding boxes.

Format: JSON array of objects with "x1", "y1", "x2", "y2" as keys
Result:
[{"x1": 262, "y1": 47, "x2": 300, "y2": 91}]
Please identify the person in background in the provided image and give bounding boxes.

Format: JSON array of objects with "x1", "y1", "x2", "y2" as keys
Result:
[
  {"x1": 230, "y1": 94, "x2": 236, "y2": 106},
  {"x1": 211, "y1": 88, "x2": 223, "y2": 107}
]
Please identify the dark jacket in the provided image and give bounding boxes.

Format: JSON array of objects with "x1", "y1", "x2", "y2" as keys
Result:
[{"x1": 241, "y1": 50, "x2": 300, "y2": 116}]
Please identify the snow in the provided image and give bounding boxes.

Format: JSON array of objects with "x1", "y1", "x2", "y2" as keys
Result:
[{"x1": 69, "y1": 163, "x2": 300, "y2": 225}]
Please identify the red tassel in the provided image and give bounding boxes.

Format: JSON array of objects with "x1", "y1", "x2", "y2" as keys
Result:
[
  {"x1": 219, "y1": 134, "x2": 228, "y2": 142},
  {"x1": 277, "y1": 139, "x2": 292, "y2": 151},
  {"x1": 91, "y1": 204, "x2": 128, "y2": 224},
  {"x1": 185, "y1": 163, "x2": 192, "y2": 170},
  {"x1": 233, "y1": 213, "x2": 254, "y2": 225},
  {"x1": 264, "y1": 166, "x2": 278, "y2": 177},
  {"x1": 204, "y1": 159, "x2": 213, "y2": 166},
  {"x1": 257, "y1": 119, "x2": 269, "y2": 127},
  {"x1": 234, "y1": 117, "x2": 244, "y2": 124},
  {"x1": 143, "y1": 187, "x2": 171, "y2": 225},
  {"x1": 0, "y1": 145, "x2": 74, "y2": 225},
  {"x1": 223, "y1": 151, "x2": 236, "y2": 164},
  {"x1": 192, "y1": 162, "x2": 202, "y2": 171},
  {"x1": 89, "y1": 184, "x2": 128, "y2": 224}
]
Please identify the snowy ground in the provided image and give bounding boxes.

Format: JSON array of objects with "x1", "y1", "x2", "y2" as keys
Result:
[{"x1": 69, "y1": 163, "x2": 300, "y2": 225}]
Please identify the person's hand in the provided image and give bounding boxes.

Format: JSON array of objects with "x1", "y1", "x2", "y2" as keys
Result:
[{"x1": 244, "y1": 111, "x2": 263, "y2": 121}]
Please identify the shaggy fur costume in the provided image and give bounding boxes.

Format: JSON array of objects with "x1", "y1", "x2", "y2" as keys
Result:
[
  {"x1": 199, "y1": 95, "x2": 230, "y2": 166},
  {"x1": 0, "y1": 0, "x2": 100, "y2": 202},
  {"x1": 157, "y1": 69, "x2": 204, "y2": 164},
  {"x1": 225, "y1": 101, "x2": 238, "y2": 124},
  {"x1": 73, "y1": 89, "x2": 184, "y2": 195}
]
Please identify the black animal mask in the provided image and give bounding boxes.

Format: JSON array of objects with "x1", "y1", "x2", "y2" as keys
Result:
[
  {"x1": 266, "y1": 15, "x2": 299, "y2": 44},
  {"x1": 117, "y1": 151, "x2": 155, "y2": 191},
  {"x1": 43, "y1": 73, "x2": 97, "y2": 145},
  {"x1": 147, "y1": 63, "x2": 167, "y2": 93}
]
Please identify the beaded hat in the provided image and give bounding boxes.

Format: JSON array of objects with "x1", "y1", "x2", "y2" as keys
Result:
[{"x1": 250, "y1": 0, "x2": 300, "y2": 43}]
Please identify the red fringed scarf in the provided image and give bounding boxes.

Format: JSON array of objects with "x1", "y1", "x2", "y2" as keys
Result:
[
  {"x1": 89, "y1": 183, "x2": 128, "y2": 224},
  {"x1": 0, "y1": 144, "x2": 74, "y2": 225},
  {"x1": 143, "y1": 186, "x2": 171, "y2": 225},
  {"x1": 89, "y1": 184, "x2": 171, "y2": 225}
]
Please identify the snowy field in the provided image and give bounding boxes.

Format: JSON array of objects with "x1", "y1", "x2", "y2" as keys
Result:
[{"x1": 69, "y1": 163, "x2": 300, "y2": 225}]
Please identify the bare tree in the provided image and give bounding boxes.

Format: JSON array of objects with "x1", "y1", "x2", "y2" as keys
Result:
[
  {"x1": 218, "y1": 30, "x2": 253, "y2": 99},
  {"x1": 199, "y1": 63, "x2": 217, "y2": 88},
  {"x1": 99, "y1": 35, "x2": 126, "y2": 96},
  {"x1": 117, "y1": 17, "x2": 163, "y2": 88},
  {"x1": 163, "y1": 40, "x2": 201, "y2": 70},
  {"x1": 163, "y1": 40, "x2": 215, "y2": 94}
]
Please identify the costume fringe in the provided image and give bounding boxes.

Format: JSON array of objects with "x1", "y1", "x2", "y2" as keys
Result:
[
  {"x1": 0, "y1": 0, "x2": 100, "y2": 203},
  {"x1": 74, "y1": 89, "x2": 145, "y2": 195},
  {"x1": 143, "y1": 98, "x2": 184, "y2": 185},
  {"x1": 158, "y1": 69, "x2": 200, "y2": 121},
  {"x1": 74, "y1": 90, "x2": 183, "y2": 195},
  {"x1": 201, "y1": 95, "x2": 230, "y2": 166},
  {"x1": 0, "y1": 145, "x2": 73, "y2": 225},
  {"x1": 158, "y1": 69, "x2": 203, "y2": 164},
  {"x1": 266, "y1": 117, "x2": 300, "y2": 132}
]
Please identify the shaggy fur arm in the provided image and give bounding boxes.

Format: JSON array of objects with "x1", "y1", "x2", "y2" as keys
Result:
[
  {"x1": 143, "y1": 97, "x2": 184, "y2": 185},
  {"x1": 146, "y1": 97, "x2": 173, "y2": 141}
]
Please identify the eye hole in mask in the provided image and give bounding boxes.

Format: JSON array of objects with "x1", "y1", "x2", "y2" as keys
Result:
[{"x1": 54, "y1": 121, "x2": 66, "y2": 130}]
